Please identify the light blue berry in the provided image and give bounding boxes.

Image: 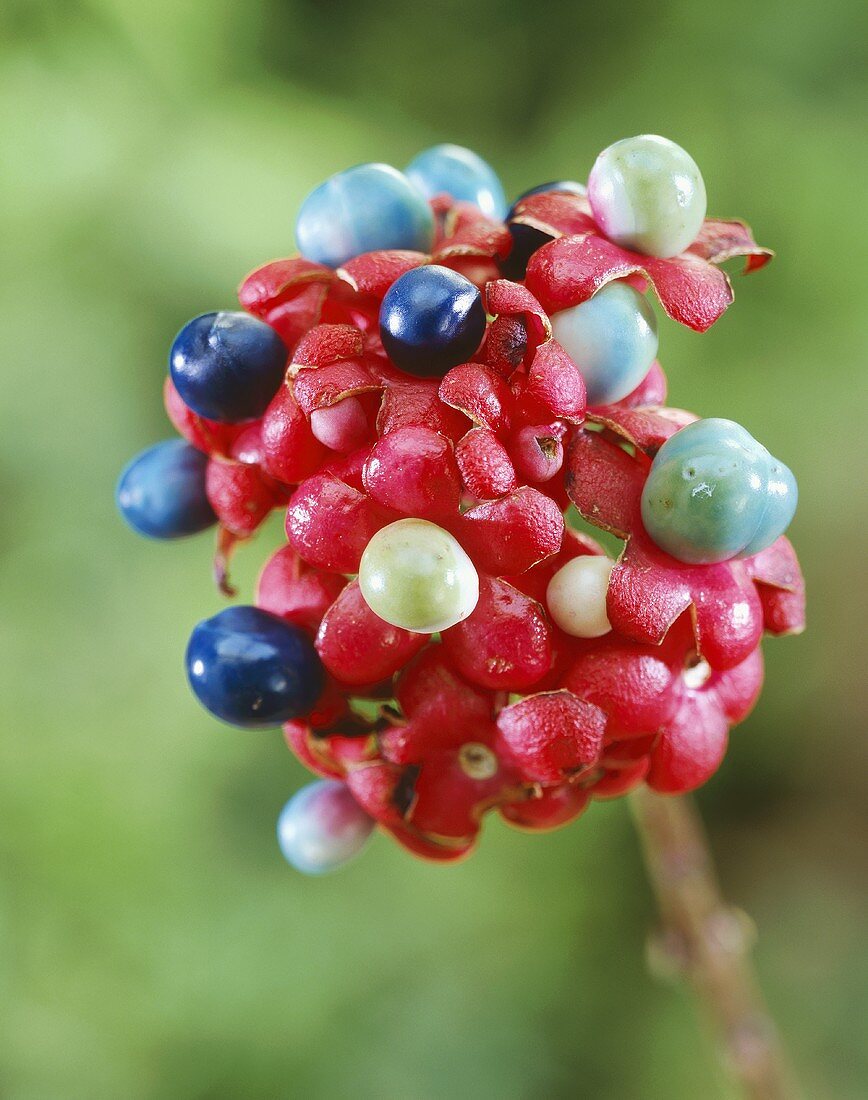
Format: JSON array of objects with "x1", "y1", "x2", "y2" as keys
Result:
[
  {"x1": 406, "y1": 144, "x2": 507, "y2": 220},
  {"x1": 641, "y1": 418, "x2": 798, "y2": 564},
  {"x1": 296, "y1": 163, "x2": 434, "y2": 268}
]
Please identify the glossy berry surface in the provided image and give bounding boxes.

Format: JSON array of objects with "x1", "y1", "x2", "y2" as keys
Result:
[
  {"x1": 295, "y1": 163, "x2": 435, "y2": 268},
  {"x1": 358, "y1": 518, "x2": 479, "y2": 633},
  {"x1": 170, "y1": 311, "x2": 287, "y2": 423},
  {"x1": 116, "y1": 440, "x2": 216, "y2": 539},
  {"x1": 379, "y1": 265, "x2": 486, "y2": 377},
  {"x1": 550, "y1": 282, "x2": 658, "y2": 405},
  {"x1": 277, "y1": 780, "x2": 374, "y2": 874},
  {"x1": 406, "y1": 144, "x2": 506, "y2": 219},
  {"x1": 546, "y1": 555, "x2": 614, "y2": 638},
  {"x1": 587, "y1": 134, "x2": 707, "y2": 258},
  {"x1": 641, "y1": 418, "x2": 798, "y2": 564},
  {"x1": 185, "y1": 606, "x2": 324, "y2": 728}
]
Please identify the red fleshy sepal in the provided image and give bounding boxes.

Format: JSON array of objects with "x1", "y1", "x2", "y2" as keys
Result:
[
  {"x1": 292, "y1": 361, "x2": 380, "y2": 414},
  {"x1": 434, "y1": 201, "x2": 513, "y2": 263},
  {"x1": 457, "y1": 487, "x2": 564, "y2": 576},
  {"x1": 439, "y1": 364, "x2": 512, "y2": 433},
  {"x1": 508, "y1": 191, "x2": 597, "y2": 239},
  {"x1": 496, "y1": 690, "x2": 606, "y2": 784},
  {"x1": 316, "y1": 581, "x2": 428, "y2": 686},
  {"x1": 286, "y1": 473, "x2": 395, "y2": 573},
  {"x1": 337, "y1": 250, "x2": 427, "y2": 299},
  {"x1": 527, "y1": 235, "x2": 735, "y2": 333},
  {"x1": 687, "y1": 219, "x2": 774, "y2": 273},
  {"x1": 520, "y1": 340, "x2": 586, "y2": 425},
  {"x1": 238, "y1": 258, "x2": 336, "y2": 349}
]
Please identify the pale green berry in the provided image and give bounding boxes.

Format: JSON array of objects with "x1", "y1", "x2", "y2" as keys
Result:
[
  {"x1": 358, "y1": 518, "x2": 479, "y2": 634},
  {"x1": 588, "y1": 135, "x2": 707, "y2": 258},
  {"x1": 546, "y1": 555, "x2": 615, "y2": 638}
]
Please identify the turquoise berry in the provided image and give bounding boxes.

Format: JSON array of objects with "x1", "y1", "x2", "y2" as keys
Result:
[
  {"x1": 277, "y1": 780, "x2": 374, "y2": 875},
  {"x1": 641, "y1": 418, "x2": 798, "y2": 564},
  {"x1": 588, "y1": 135, "x2": 707, "y2": 258},
  {"x1": 295, "y1": 163, "x2": 435, "y2": 268},
  {"x1": 550, "y1": 282, "x2": 658, "y2": 405},
  {"x1": 405, "y1": 144, "x2": 507, "y2": 220}
]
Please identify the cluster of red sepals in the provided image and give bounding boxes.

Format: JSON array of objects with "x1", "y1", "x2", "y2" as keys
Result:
[{"x1": 165, "y1": 191, "x2": 805, "y2": 862}]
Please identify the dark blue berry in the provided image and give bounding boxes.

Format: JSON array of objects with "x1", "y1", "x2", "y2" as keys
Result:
[
  {"x1": 169, "y1": 311, "x2": 287, "y2": 423},
  {"x1": 379, "y1": 265, "x2": 486, "y2": 378},
  {"x1": 116, "y1": 439, "x2": 216, "y2": 539},
  {"x1": 185, "y1": 606, "x2": 324, "y2": 729},
  {"x1": 501, "y1": 181, "x2": 587, "y2": 280}
]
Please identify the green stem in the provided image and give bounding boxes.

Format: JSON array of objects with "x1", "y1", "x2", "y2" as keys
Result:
[{"x1": 628, "y1": 787, "x2": 800, "y2": 1100}]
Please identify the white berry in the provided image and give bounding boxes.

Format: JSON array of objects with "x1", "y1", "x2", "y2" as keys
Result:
[
  {"x1": 358, "y1": 518, "x2": 479, "y2": 634},
  {"x1": 588, "y1": 135, "x2": 707, "y2": 258},
  {"x1": 546, "y1": 555, "x2": 615, "y2": 638}
]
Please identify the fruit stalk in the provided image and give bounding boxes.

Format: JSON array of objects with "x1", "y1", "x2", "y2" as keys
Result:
[{"x1": 628, "y1": 786, "x2": 799, "y2": 1100}]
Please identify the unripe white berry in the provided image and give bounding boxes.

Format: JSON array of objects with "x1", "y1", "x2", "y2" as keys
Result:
[
  {"x1": 588, "y1": 135, "x2": 707, "y2": 258},
  {"x1": 358, "y1": 518, "x2": 479, "y2": 634},
  {"x1": 546, "y1": 555, "x2": 615, "y2": 638}
]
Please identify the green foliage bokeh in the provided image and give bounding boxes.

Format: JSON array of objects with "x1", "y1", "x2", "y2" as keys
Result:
[{"x1": 0, "y1": 2, "x2": 865, "y2": 1097}]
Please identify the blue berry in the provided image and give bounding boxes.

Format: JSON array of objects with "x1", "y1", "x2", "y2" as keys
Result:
[
  {"x1": 116, "y1": 439, "x2": 216, "y2": 539},
  {"x1": 169, "y1": 311, "x2": 287, "y2": 423},
  {"x1": 641, "y1": 418, "x2": 798, "y2": 564},
  {"x1": 185, "y1": 606, "x2": 324, "y2": 728},
  {"x1": 379, "y1": 265, "x2": 485, "y2": 377},
  {"x1": 277, "y1": 780, "x2": 374, "y2": 875},
  {"x1": 501, "y1": 181, "x2": 587, "y2": 280},
  {"x1": 550, "y1": 282, "x2": 658, "y2": 405},
  {"x1": 295, "y1": 163, "x2": 435, "y2": 268},
  {"x1": 406, "y1": 144, "x2": 507, "y2": 219}
]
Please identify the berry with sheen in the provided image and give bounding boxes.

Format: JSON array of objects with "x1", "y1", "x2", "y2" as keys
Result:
[
  {"x1": 116, "y1": 439, "x2": 216, "y2": 539},
  {"x1": 170, "y1": 311, "x2": 287, "y2": 423},
  {"x1": 588, "y1": 134, "x2": 707, "y2": 258},
  {"x1": 379, "y1": 265, "x2": 486, "y2": 378},
  {"x1": 546, "y1": 555, "x2": 615, "y2": 638},
  {"x1": 406, "y1": 143, "x2": 507, "y2": 219},
  {"x1": 641, "y1": 418, "x2": 798, "y2": 564},
  {"x1": 295, "y1": 163, "x2": 435, "y2": 268},
  {"x1": 277, "y1": 780, "x2": 375, "y2": 874},
  {"x1": 550, "y1": 282, "x2": 658, "y2": 405},
  {"x1": 185, "y1": 605, "x2": 324, "y2": 728},
  {"x1": 358, "y1": 518, "x2": 480, "y2": 634}
]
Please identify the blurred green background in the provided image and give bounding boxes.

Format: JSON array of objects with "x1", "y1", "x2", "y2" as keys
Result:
[{"x1": 1, "y1": 1, "x2": 866, "y2": 1097}]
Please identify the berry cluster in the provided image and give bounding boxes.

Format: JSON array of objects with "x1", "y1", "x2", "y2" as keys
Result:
[{"x1": 117, "y1": 137, "x2": 804, "y2": 873}]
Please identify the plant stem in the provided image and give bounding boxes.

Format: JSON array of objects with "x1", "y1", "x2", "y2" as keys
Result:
[{"x1": 628, "y1": 786, "x2": 800, "y2": 1100}]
